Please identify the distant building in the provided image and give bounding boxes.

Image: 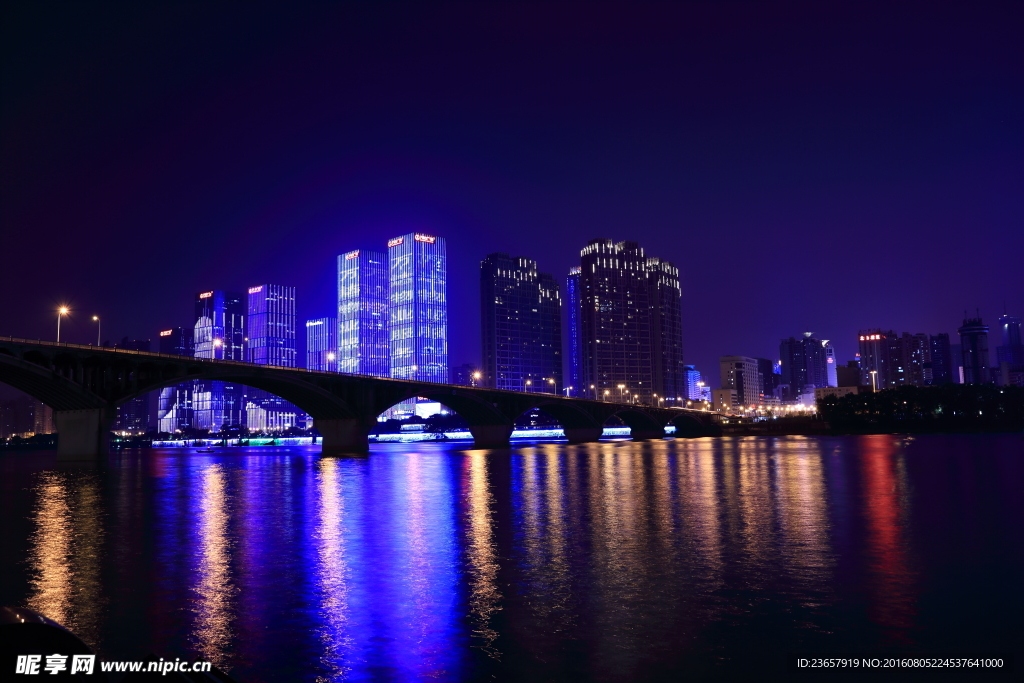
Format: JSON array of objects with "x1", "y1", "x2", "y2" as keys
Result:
[
  {"x1": 712, "y1": 388, "x2": 738, "y2": 412},
  {"x1": 480, "y1": 253, "x2": 562, "y2": 393},
  {"x1": 836, "y1": 360, "x2": 861, "y2": 388},
  {"x1": 305, "y1": 317, "x2": 337, "y2": 372},
  {"x1": 578, "y1": 239, "x2": 683, "y2": 404},
  {"x1": 719, "y1": 356, "x2": 761, "y2": 407},
  {"x1": 683, "y1": 365, "x2": 704, "y2": 402},
  {"x1": 814, "y1": 386, "x2": 865, "y2": 401},
  {"x1": 565, "y1": 267, "x2": 582, "y2": 397},
  {"x1": 114, "y1": 337, "x2": 152, "y2": 432},
  {"x1": 449, "y1": 363, "x2": 480, "y2": 387},
  {"x1": 779, "y1": 333, "x2": 829, "y2": 400},
  {"x1": 247, "y1": 285, "x2": 305, "y2": 432},
  {"x1": 338, "y1": 250, "x2": 389, "y2": 377},
  {"x1": 957, "y1": 316, "x2": 990, "y2": 384},
  {"x1": 756, "y1": 358, "x2": 781, "y2": 399},
  {"x1": 0, "y1": 395, "x2": 45, "y2": 438},
  {"x1": 387, "y1": 233, "x2": 447, "y2": 383},
  {"x1": 927, "y1": 333, "x2": 954, "y2": 385},
  {"x1": 996, "y1": 314, "x2": 1023, "y2": 365},
  {"x1": 157, "y1": 326, "x2": 193, "y2": 433},
  {"x1": 823, "y1": 342, "x2": 838, "y2": 387},
  {"x1": 192, "y1": 290, "x2": 246, "y2": 432}
]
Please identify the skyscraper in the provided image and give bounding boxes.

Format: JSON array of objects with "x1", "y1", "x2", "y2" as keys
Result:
[
  {"x1": 958, "y1": 316, "x2": 990, "y2": 384},
  {"x1": 578, "y1": 239, "x2": 683, "y2": 404},
  {"x1": 823, "y1": 342, "x2": 838, "y2": 387},
  {"x1": 683, "y1": 365, "x2": 703, "y2": 401},
  {"x1": 157, "y1": 326, "x2": 193, "y2": 433},
  {"x1": 779, "y1": 334, "x2": 828, "y2": 400},
  {"x1": 387, "y1": 233, "x2": 447, "y2": 383},
  {"x1": 306, "y1": 317, "x2": 337, "y2": 372},
  {"x1": 756, "y1": 358, "x2": 782, "y2": 399},
  {"x1": 565, "y1": 267, "x2": 582, "y2": 397},
  {"x1": 338, "y1": 250, "x2": 389, "y2": 376},
  {"x1": 480, "y1": 253, "x2": 562, "y2": 392},
  {"x1": 247, "y1": 284, "x2": 296, "y2": 367},
  {"x1": 719, "y1": 356, "x2": 761, "y2": 407},
  {"x1": 246, "y1": 285, "x2": 304, "y2": 431},
  {"x1": 193, "y1": 290, "x2": 246, "y2": 432}
]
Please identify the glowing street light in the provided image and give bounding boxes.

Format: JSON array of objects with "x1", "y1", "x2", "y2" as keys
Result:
[
  {"x1": 56, "y1": 307, "x2": 69, "y2": 342},
  {"x1": 548, "y1": 377, "x2": 556, "y2": 393},
  {"x1": 870, "y1": 370, "x2": 878, "y2": 393},
  {"x1": 618, "y1": 384, "x2": 625, "y2": 400},
  {"x1": 525, "y1": 379, "x2": 532, "y2": 391},
  {"x1": 92, "y1": 315, "x2": 101, "y2": 346},
  {"x1": 472, "y1": 371, "x2": 481, "y2": 386}
]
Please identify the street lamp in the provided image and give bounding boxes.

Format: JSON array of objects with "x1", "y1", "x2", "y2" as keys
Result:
[
  {"x1": 564, "y1": 385, "x2": 573, "y2": 397},
  {"x1": 870, "y1": 370, "x2": 877, "y2": 393},
  {"x1": 525, "y1": 379, "x2": 532, "y2": 392},
  {"x1": 618, "y1": 384, "x2": 625, "y2": 400},
  {"x1": 56, "y1": 307, "x2": 69, "y2": 342},
  {"x1": 604, "y1": 389, "x2": 610, "y2": 399},
  {"x1": 548, "y1": 377, "x2": 555, "y2": 393},
  {"x1": 472, "y1": 371, "x2": 481, "y2": 386},
  {"x1": 92, "y1": 316, "x2": 101, "y2": 346}
]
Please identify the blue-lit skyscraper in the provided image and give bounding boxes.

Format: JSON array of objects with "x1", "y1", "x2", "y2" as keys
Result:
[
  {"x1": 306, "y1": 317, "x2": 338, "y2": 372},
  {"x1": 480, "y1": 253, "x2": 562, "y2": 392},
  {"x1": 247, "y1": 284, "x2": 297, "y2": 367},
  {"x1": 566, "y1": 267, "x2": 582, "y2": 397},
  {"x1": 193, "y1": 290, "x2": 246, "y2": 432},
  {"x1": 338, "y1": 250, "x2": 389, "y2": 376},
  {"x1": 246, "y1": 285, "x2": 305, "y2": 431},
  {"x1": 387, "y1": 233, "x2": 447, "y2": 382}
]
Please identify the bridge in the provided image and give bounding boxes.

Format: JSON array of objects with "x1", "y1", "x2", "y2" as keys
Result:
[{"x1": 0, "y1": 337, "x2": 722, "y2": 460}]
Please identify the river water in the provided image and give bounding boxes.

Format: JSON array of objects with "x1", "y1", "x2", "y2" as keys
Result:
[{"x1": 1, "y1": 434, "x2": 1021, "y2": 682}]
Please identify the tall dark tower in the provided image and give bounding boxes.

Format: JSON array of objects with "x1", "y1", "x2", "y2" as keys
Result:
[
  {"x1": 480, "y1": 253, "x2": 562, "y2": 392},
  {"x1": 566, "y1": 267, "x2": 582, "y2": 397},
  {"x1": 779, "y1": 333, "x2": 828, "y2": 400},
  {"x1": 957, "y1": 316, "x2": 990, "y2": 384},
  {"x1": 193, "y1": 290, "x2": 246, "y2": 432},
  {"x1": 578, "y1": 239, "x2": 683, "y2": 404}
]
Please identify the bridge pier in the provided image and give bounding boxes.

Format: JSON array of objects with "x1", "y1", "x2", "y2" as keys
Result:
[
  {"x1": 315, "y1": 418, "x2": 369, "y2": 454},
  {"x1": 468, "y1": 424, "x2": 514, "y2": 449},
  {"x1": 631, "y1": 428, "x2": 667, "y2": 441},
  {"x1": 55, "y1": 408, "x2": 115, "y2": 461},
  {"x1": 563, "y1": 427, "x2": 603, "y2": 443}
]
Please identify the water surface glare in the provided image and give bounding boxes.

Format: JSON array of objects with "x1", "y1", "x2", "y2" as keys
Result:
[{"x1": 1, "y1": 435, "x2": 1022, "y2": 681}]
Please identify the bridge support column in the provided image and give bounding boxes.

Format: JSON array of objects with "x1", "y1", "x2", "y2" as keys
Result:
[
  {"x1": 55, "y1": 408, "x2": 115, "y2": 461},
  {"x1": 563, "y1": 427, "x2": 603, "y2": 443},
  {"x1": 630, "y1": 429, "x2": 666, "y2": 441},
  {"x1": 468, "y1": 424, "x2": 513, "y2": 449},
  {"x1": 315, "y1": 418, "x2": 369, "y2": 454}
]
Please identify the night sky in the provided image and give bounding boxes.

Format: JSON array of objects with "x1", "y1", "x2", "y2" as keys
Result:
[{"x1": 2, "y1": 2, "x2": 1022, "y2": 387}]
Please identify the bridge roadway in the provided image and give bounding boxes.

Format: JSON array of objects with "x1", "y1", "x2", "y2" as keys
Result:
[{"x1": 0, "y1": 337, "x2": 722, "y2": 460}]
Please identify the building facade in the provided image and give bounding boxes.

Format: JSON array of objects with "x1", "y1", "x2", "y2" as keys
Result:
[
  {"x1": 480, "y1": 253, "x2": 562, "y2": 393},
  {"x1": 192, "y1": 290, "x2": 246, "y2": 432},
  {"x1": 113, "y1": 337, "x2": 152, "y2": 433},
  {"x1": 565, "y1": 267, "x2": 582, "y2": 397},
  {"x1": 338, "y1": 250, "x2": 389, "y2": 377},
  {"x1": 246, "y1": 284, "x2": 305, "y2": 432},
  {"x1": 305, "y1": 317, "x2": 338, "y2": 372},
  {"x1": 577, "y1": 239, "x2": 683, "y2": 404},
  {"x1": 779, "y1": 334, "x2": 829, "y2": 400},
  {"x1": 958, "y1": 316, "x2": 990, "y2": 384},
  {"x1": 719, "y1": 356, "x2": 762, "y2": 407},
  {"x1": 387, "y1": 233, "x2": 447, "y2": 383},
  {"x1": 157, "y1": 326, "x2": 194, "y2": 433}
]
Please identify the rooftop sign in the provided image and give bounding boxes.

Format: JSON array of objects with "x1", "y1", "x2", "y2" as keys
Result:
[
  {"x1": 159, "y1": 330, "x2": 173, "y2": 337},
  {"x1": 414, "y1": 233, "x2": 436, "y2": 243},
  {"x1": 387, "y1": 237, "x2": 404, "y2": 248},
  {"x1": 248, "y1": 286, "x2": 263, "y2": 294},
  {"x1": 199, "y1": 291, "x2": 213, "y2": 299},
  {"x1": 345, "y1": 250, "x2": 360, "y2": 260}
]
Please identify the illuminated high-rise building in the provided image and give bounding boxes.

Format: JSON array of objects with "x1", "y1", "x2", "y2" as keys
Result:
[
  {"x1": 578, "y1": 239, "x2": 683, "y2": 404},
  {"x1": 193, "y1": 290, "x2": 246, "y2": 432},
  {"x1": 387, "y1": 233, "x2": 447, "y2": 383},
  {"x1": 683, "y1": 365, "x2": 703, "y2": 401},
  {"x1": 338, "y1": 250, "x2": 389, "y2": 376},
  {"x1": 756, "y1": 358, "x2": 782, "y2": 399},
  {"x1": 779, "y1": 333, "x2": 829, "y2": 400},
  {"x1": 565, "y1": 267, "x2": 582, "y2": 397},
  {"x1": 957, "y1": 316, "x2": 990, "y2": 384},
  {"x1": 247, "y1": 284, "x2": 296, "y2": 367},
  {"x1": 246, "y1": 284, "x2": 304, "y2": 431},
  {"x1": 480, "y1": 253, "x2": 562, "y2": 392},
  {"x1": 926, "y1": 333, "x2": 953, "y2": 384},
  {"x1": 823, "y1": 342, "x2": 838, "y2": 387},
  {"x1": 157, "y1": 326, "x2": 193, "y2": 433},
  {"x1": 996, "y1": 314, "x2": 1023, "y2": 365},
  {"x1": 306, "y1": 317, "x2": 338, "y2": 372}
]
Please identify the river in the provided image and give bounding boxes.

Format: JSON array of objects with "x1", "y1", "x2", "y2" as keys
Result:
[{"x1": 1, "y1": 434, "x2": 1021, "y2": 681}]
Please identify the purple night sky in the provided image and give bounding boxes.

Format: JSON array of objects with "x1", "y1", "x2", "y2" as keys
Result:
[{"x1": 2, "y1": 3, "x2": 1021, "y2": 387}]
